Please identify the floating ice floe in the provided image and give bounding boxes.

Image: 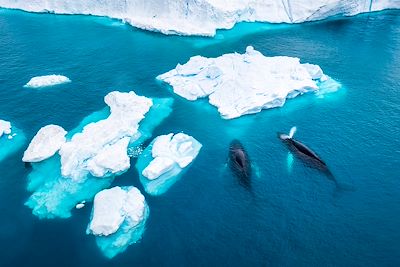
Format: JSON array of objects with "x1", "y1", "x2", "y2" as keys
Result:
[
  {"x1": 0, "y1": 0, "x2": 398, "y2": 36},
  {"x1": 158, "y1": 46, "x2": 341, "y2": 119},
  {"x1": 0, "y1": 119, "x2": 26, "y2": 162},
  {"x1": 22, "y1": 125, "x2": 67, "y2": 163},
  {"x1": 59, "y1": 91, "x2": 152, "y2": 180},
  {"x1": 0, "y1": 120, "x2": 11, "y2": 137},
  {"x1": 24, "y1": 75, "x2": 71, "y2": 88},
  {"x1": 24, "y1": 91, "x2": 173, "y2": 219},
  {"x1": 87, "y1": 186, "x2": 149, "y2": 259},
  {"x1": 136, "y1": 133, "x2": 202, "y2": 196}
]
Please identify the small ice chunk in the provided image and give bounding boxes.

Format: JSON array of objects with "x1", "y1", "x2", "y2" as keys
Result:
[
  {"x1": 76, "y1": 203, "x2": 85, "y2": 209},
  {"x1": 24, "y1": 75, "x2": 71, "y2": 88},
  {"x1": 22, "y1": 125, "x2": 67, "y2": 163},
  {"x1": 88, "y1": 186, "x2": 146, "y2": 236},
  {"x1": 141, "y1": 133, "x2": 201, "y2": 179},
  {"x1": 0, "y1": 120, "x2": 11, "y2": 137}
]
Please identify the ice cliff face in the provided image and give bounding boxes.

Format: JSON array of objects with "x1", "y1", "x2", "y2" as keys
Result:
[{"x1": 0, "y1": 0, "x2": 398, "y2": 36}]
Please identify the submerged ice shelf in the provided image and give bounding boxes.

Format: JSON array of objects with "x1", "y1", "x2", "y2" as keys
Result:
[
  {"x1": 0, "y1": 120, "x2": 25, "y2": 162},
  {"x1": 137, "y1": 133, "x2": 202, "y2": 196},
  {"x1": 0, "y1": 0, "x2": 398, "y2": 36},
  {"x1": 24, "y1": 75, "x2": 71, "y2": 88},
  {"x1": 87, "y1": 186, "x2": 149, "y2": 259},
  {"x1": 24, "y1": 91, "x2": 173, "y2": 219},
  {"x1": 158, "y1": 46, "x2": 341, "y2": 119}
]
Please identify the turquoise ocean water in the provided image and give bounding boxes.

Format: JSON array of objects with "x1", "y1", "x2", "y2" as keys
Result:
[{"x1": 0, "y1": 9, "x2": 399, "y2": 266}]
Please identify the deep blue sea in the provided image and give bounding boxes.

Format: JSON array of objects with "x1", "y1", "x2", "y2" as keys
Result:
[{"x1": 0, "y1": 8, "x2": 400, "y2": 267}]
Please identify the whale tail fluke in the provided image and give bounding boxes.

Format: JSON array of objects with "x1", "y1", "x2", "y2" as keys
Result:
[{"x1": 289, "y1": 126, "x2": 297, "y2": 139}]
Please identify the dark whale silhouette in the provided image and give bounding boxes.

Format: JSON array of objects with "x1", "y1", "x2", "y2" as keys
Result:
[
  {"x1": 278, "y1": 127, "x2": 336, "y2": 182},
  {"x1": 228, "y1": 140, "x2": 251, "y2": 189}
]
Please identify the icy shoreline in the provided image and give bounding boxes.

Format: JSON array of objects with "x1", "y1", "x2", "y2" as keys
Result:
[{"x1": 0, "y1": 1, "x2": 398, "y2": 36}]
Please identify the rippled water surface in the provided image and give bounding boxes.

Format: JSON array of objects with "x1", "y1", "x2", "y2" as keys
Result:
[{"x1": 0, "y1": 9, "x2": 399, "y2": 267}]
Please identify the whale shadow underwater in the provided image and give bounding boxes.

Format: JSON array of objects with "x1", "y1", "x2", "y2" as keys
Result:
[
  {"x1": 278, "y1": 127, "x2": 339, "y2": 187},
  {"x1": 228, "y1": 139, "x2": 252, "y2": 190}
]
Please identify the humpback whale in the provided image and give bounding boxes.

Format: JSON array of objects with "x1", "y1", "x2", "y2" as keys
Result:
[
  {"x1": 278, "y1": 127, "x2": 334, "y2": 178},
  {"x1": 228, "y1": 140, "x2": 251, "y2": 189}
]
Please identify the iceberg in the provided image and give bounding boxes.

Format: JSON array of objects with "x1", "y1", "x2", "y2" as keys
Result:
[
  {"x1": 0, "y1": 120, "x2": 11, "y2": 137},
  {"x1": 0, "y1": 0, "x2": 398, "y2": 36},
  {"x1": 24, "y1": 91, "x2": 173, "y2": 219},
  {"x1": 59, "y1": 91, "x2": 152, "y2": 180},
  {"x1": 158, "y1": 46, "x2": 341, "y2": 119},
  {"x1": 24, "y1": 75, "x2": 71, "y2": 88},
  {"x1": 136, "y1": 133, "x2": 202, "y2": 195},
  {"x1": 22, "y1": 125, "x2": 67, "y2": 163},
  {"x1": 87, "y1": 186, "x2": 149, "y2": 259},
  {"x1": 0, "y1": 120, "x2": 26, "y2": 162}
]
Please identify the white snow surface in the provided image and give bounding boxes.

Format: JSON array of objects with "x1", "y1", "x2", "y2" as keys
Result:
[
  {"x1": 59, "y1": 91, "x2": 152, "y2": 180},
  {"x1": 0, "y1": 120, "x2": 11, "y2": 138},
  {"x1": 22, "y1": 125, "x2": 67, "y2": 162},
  {"x1": 88, "y1": 186, "x2": 146, "y2": 236},
  {"x1": 0, "y1": 0, "x2": 398, "y2": 36},
  {"x1": 158, "y1": 46, "x2": 336, "y2": 119},
  {"x1": 24, "y1": 75, "x2": 71, "y2": 88},
  {"x1": 142, "y1": 133, "x2": 202, "y2": 180}
]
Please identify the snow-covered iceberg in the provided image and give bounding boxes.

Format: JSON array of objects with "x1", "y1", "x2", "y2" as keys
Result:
[
  {"x1": 24, "y1": 75, "x2": 71, "y2": 88},
  {"x1": 22, "y1": 125, "x2": 67, "y2": 163},
  {"x1": 24, "y1": 91, "x2": 173, "y2": 219},
  {"x1": 87, "y1": 186, "x2": 149, "y2": 259},
  {"x1": 0, "y1": 0, "x2": 398, "y2": 36},
  {"x1": 136, "y1": 133, "x2": 202, "y2": 196},
  {"x1": 0, "y1": 120, "x2": 26, "y2": 162},
  {"x1": 59, "y1": 91, "x2": 152, "y2": 180},
  {"x1": 158, "y1": 46, "x2": 341, "y2": 119},
  {"x1": 0, "y1": 120, "x2": 11, "y2": 137}
]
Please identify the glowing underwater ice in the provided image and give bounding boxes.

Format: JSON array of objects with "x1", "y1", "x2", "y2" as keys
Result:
[
  {"x1": 136, "y1": 133, "x2": 201, "y2": 196},
  {"x1": 0, "y1": 121, "x2": 26, "y2": 162},
  {"x1": 87, "y1": 186, "x2": 149, "y2": 259},
  {"x1": 24, "y1": 93, "x2": 173, "y2": 219}
]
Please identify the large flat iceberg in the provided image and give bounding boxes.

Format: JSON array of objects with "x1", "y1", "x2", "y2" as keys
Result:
[
  {"x1": 24, "y1": 91, "x2": 173, "y2": 219},
  {"x1": 24, "y1": 75, "x2": 71, "y2": 88},
  {"x1": 0, "y1": 0, "x2": 398, "y2": 36},
  {"x1": 0, "y1": 120, "x2": 26, "y2": 162},
  {"x1": 158, "y1": 46, "x2": 341, "y2": 119},
  {"x1": 22, "y1": 125, "x2": 67, "y2": 163},
  {"x1": 87, "y1": 186, "x2": 149, "y2": 259},
  {"x1": 137, "y1": 133, "x2": 202, "y2": 195}
]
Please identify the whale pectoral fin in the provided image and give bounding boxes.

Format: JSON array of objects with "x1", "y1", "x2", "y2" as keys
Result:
[
  {"x1": 220, "y1": 163, "x2": 228, "y2": 176},
  {"x1": 287, "y1": 152, "x2": 294, "y2": 174}
]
